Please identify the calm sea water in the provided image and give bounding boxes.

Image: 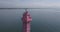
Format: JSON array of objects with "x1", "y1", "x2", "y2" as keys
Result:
[{"x1": 0, "y1": 8, "x2": 60, "y2": 32}]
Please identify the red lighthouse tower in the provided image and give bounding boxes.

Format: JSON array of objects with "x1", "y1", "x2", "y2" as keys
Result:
[{"x1": 22, "y1": 9, "x2": 32, "y2": 32}]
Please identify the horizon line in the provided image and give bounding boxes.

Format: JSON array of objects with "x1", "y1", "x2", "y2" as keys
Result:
[{"x1": 0, "y1": 8, "x2": 58, "y2": 9}]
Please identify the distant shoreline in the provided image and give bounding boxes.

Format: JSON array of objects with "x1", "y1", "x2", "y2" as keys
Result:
[{"x1": 0, "y1": 8, "x2": 57, "y2": 9}]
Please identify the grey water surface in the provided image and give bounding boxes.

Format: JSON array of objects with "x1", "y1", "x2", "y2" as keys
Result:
[{"x1": 0, "y1": 8, "x2": 59, "y2": 32}]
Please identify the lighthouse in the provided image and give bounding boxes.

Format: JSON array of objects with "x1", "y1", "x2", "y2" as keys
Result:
[{"x1": 21, "y1": 9, "x2": 32, "y2": 32}]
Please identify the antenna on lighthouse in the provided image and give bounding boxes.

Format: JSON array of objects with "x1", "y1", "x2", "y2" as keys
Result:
[
  {"x1": 25, "y1": 8, "x2": 28, "y2": 11},
  {"x1": 25, "y1": 8, "x2": 29, "y2": 13}
]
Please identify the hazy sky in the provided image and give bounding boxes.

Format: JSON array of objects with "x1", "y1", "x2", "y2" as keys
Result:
[{"x1": 0, "y1": 0, "x2": 60, "y2": 8}]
